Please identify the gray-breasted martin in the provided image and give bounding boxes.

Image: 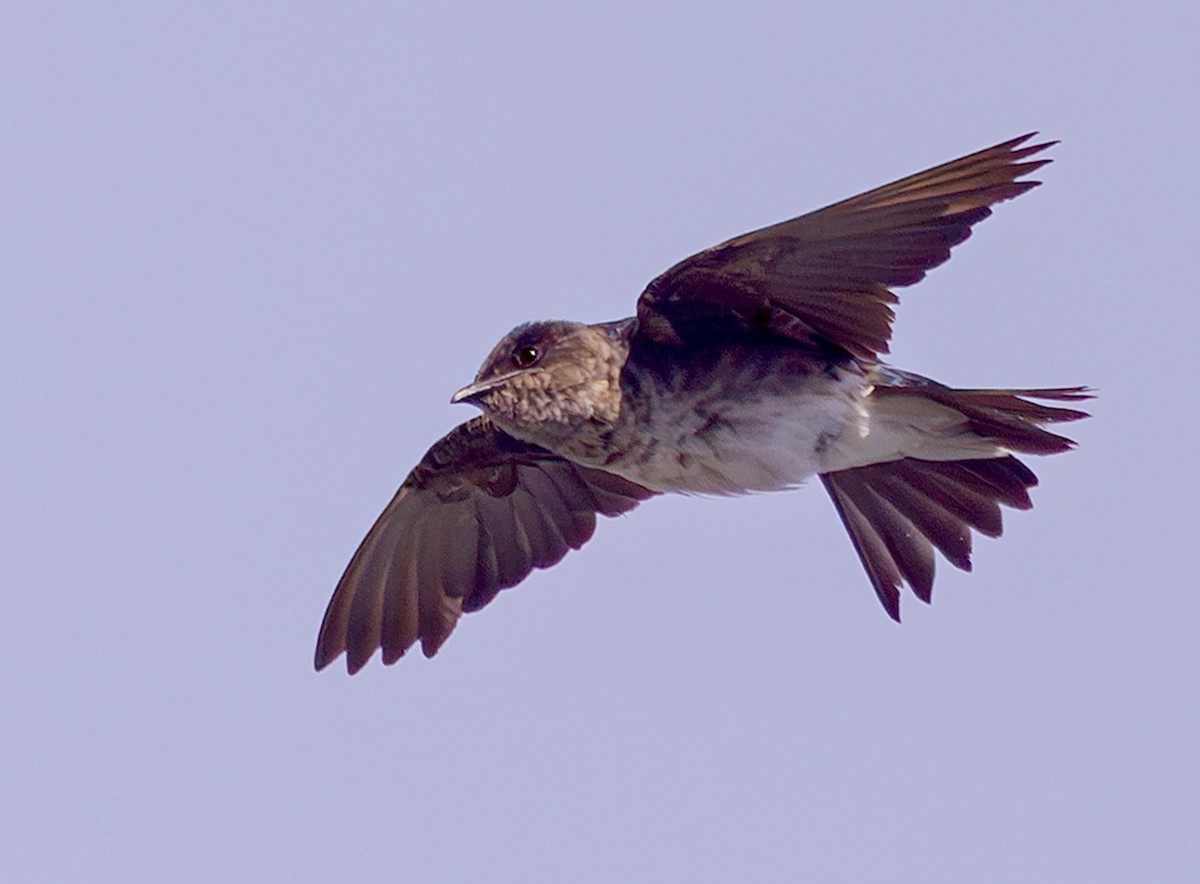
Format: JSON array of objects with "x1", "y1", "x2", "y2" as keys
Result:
[{"x1": 316, "y1": 134, "x2": 1089, "y2": 674}]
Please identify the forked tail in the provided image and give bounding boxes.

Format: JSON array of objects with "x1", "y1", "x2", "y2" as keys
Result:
[{"x1": 821, "y1": 383, "x2": 1091, "y2": 618}]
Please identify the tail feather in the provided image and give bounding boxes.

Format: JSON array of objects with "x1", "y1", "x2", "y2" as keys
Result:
[
  {"x1": 824, "y1": 369, "x2": 1090, "y2": 616},
  {"x1": 822, "y1": 454, "x2": 1047, "y2": 619},
  {"x1": 872, "y1": 372, "x2": 1092, "y2": 455}
]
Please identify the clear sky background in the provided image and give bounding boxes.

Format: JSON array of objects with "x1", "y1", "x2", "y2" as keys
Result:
[{"x1": 4, "y1": 3, "x2": 1198, "y2": 881}]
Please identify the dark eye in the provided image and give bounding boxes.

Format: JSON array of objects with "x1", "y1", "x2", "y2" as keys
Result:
[{"x1": 513, "y1": 346, "x2": 539, "y2": 368}]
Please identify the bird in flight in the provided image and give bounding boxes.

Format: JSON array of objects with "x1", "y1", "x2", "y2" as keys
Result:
[{"x1": 315, "y1": 133, "x2": 1090, "y2": 674}]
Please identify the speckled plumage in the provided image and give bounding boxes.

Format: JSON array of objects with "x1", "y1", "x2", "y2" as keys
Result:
[{"x1": 316, "y1": 134, "x2": 1090, "y2": 674}]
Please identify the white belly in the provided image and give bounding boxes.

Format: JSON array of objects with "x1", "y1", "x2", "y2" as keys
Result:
[
  {"x1": 608, "y1": 368, "x2": 868, "y2": 495},
  {"x1": 602, "y1": 362, "x2": 1002, "y2": 496}
]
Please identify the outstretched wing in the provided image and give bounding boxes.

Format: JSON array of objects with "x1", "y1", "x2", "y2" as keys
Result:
[
  {"x1": 635, "y1": 134, "x2": 1054, "y2": 359},
  {"x1": 315, "y1": 417, "x2": 655, "y2": 674}
]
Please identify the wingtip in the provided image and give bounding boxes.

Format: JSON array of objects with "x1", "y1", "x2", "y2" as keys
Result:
[
  {"x1": 420, "y1": 635, "x2": 446, "y2": 659},
  {"x1": 316, "y1": 652, "x2": 363, "y2": 674},
  {"x1": 998, "y1": 133, "x2": 1058, "y2": 175},
  {"x1": 1006, "y1": 131, "x2": 1039, "y2": 148},
  {"x1": 313, "y1": 642, "x2": 337, "y2": 672},
  {"x1": 346, "y1": 651, "x2": 373, "y2": 675},
  {"x1": 1005, "y1": 131, "x2": 1058, "y2": 151},
  {"x1": 314, "y1": 644, "x2": 372, "y2": 675}
]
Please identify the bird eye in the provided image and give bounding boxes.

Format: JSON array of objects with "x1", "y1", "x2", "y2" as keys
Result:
[{"x1": 513, "y1": 346, "x2": 539, "y2": 368}]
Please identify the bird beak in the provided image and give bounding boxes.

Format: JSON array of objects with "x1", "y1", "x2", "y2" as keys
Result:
[
  {"x1": 450, "y1": 381, "x2": 487, "y2": 405},
  {"x1": 450, "y1": 371, "x2": 520, "y2": 405}
]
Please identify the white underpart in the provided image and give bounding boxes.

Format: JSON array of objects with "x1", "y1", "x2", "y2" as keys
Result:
[
  {"x1": 610, "y1": 371, "x2": 1002, "y2": 496},
  {"x1": 839, "y1": 387, "x2": 1004, "y2": 468}
]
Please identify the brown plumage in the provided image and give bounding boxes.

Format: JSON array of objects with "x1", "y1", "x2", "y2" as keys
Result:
[
  {"x1": 316, "y1": 133, "x2": 1089, "y2": 674},
  {"x1": 315, "y1": 419, "x2": 653, "y2": 672}
]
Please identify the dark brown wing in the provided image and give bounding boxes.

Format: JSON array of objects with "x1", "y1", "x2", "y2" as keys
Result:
[
  {"x1": 635, "y1": 134, "x2": 1054, "y2": 359},
  {"x1": 315, "y1": 417, "x2": 655, "y2": 674}
]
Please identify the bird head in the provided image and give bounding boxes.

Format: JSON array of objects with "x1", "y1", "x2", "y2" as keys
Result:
[{"x1": 451, "y1": 319, "x2": 633, "y2": 442}]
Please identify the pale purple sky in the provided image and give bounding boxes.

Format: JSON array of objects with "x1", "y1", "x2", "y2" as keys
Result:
[{"x1": 4, "y1": 3, "x2": 1198, "y2": 882}]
